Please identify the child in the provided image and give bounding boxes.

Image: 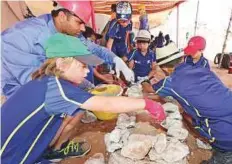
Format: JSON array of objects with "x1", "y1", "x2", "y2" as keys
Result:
[
  {"x1": 106, "y1": 1, "x2": 132, "y2": 58},
  {"x1": 184, "y1": 36, "x2": 210, "y2": 69},
  {"x1": 138, "y1": 4, "x2": 149, "y2": 31},
  {"x1": 1, "y1": 33, "x2": 165, "y2": 163},
  {"x1": 126, "y1": 30, "x2": 157, "y2": 82},
  {"x1": 144, "y1": 36, "x2": 232, "y2": 164},
  {"x1": 83, "y1": 26, "x2": 115, "y2": 85}
]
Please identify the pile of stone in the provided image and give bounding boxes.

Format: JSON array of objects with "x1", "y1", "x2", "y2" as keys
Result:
[{"x1": 104, "y1": 103, "x2": 190, "y2": 164}]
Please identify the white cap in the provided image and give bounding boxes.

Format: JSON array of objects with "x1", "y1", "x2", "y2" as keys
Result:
[
  {"x1": 135, "y1": 30, "x2": 151, "y2": 42},
  {"x1": 156, "y1": 42, "x2": 185, "y2": 65}
]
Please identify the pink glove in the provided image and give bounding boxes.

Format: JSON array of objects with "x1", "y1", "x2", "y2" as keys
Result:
[{"x1": 144, "y1": 98, "x2": 166, "y2": 123}]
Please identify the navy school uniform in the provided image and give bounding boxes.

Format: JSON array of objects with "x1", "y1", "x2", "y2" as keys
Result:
[
  {"x1": 153, "y1": 63, "x2": 232, "y2": 151},
  {"x1": 184, "y1": 55, "x2": 210, "y2": 69},
  {"x1": 105, "y1": 19, "x2": 131, "y2": 57},
  {"x1": 1, "y1": 76, "x2": 93, "y2": 163},
  {"x1": 127, "y1": 49, "x2": 156, "y2": 81}
]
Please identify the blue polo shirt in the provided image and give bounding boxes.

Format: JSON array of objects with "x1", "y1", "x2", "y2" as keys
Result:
[
  {"x1": 184, "y1": 55, "x2": 210, "y2": 69},
  {"x1": 1, "y1": 76, "x2": 93, "y2": 163},
  {"x1": 153, "y1": 63, "x2": 232, "y2": 151},
  {"x1": 105, "y1": 19, "x2": 131, "y2": 57},
  {"x1": 128, "y1": 49, "x2": 156, "y2": 81}
]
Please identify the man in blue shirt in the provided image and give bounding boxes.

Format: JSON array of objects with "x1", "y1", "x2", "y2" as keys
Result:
[
  {"x1": 143, "y1": 37, "x2": 232, "y2": 164},
  {"x1": 106, "y1": 1, "x2": 132, "y2": 58},
  {"x1": 1, "y1": 33, "x2": 165, "y2": 163},
  {"x1": 1, "y1": 1, "x2": 134, "y2": 98}
]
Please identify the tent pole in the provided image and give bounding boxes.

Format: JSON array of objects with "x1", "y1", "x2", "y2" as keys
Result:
[
  {"x1": 194, "y1": 0, "x2": 200, "y2": 35},
  {"x1": 219, "y1": 9, "x2": 232, "y2": 68},
  {"x1": 176, "y1": 4, "x2": 179, "y2": 48}
]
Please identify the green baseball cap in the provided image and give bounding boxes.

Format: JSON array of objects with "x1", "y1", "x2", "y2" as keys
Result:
[{"x1": 45, "y1": 33, "x2": 104, "y2": 66}]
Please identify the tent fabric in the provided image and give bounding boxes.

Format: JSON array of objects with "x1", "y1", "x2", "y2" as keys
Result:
[
  {"x1": 1, "y1": 0, "x2": 185, "y2": 31},
  {"x1": 93, "y1": 0, "x2": 185, "y2": 15}
]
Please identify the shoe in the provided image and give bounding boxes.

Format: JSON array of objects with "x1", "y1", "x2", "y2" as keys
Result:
[{"x1": 43, "y1": 140, "x2": 91, "y2": 162}]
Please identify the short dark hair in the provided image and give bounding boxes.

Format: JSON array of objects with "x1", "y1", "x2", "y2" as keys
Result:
[
  {"x1": 111, "y1": 4, "x2": 117, "y2": 12},
  {"x1": 51, "y1": 8, "x2": 73, "y2": 18}
]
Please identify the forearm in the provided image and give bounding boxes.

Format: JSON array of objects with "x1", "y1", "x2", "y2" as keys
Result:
[
  {"x1": 81, "y1": 96, "x2": 145, "y2": 113},
  {"x1": 148, "y1": 69, "x2": 156, "y2": 78},
  {"x1": 106, "y1": 38, "x2": 114, "y2": 51},
  {"x1": 93, "y1": 69, "x2": 110, "y2": 83}
]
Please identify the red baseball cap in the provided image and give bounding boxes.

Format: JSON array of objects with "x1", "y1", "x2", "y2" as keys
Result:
[{"x1": 184, "y1": 36, "x2": 206, "y2": 56}]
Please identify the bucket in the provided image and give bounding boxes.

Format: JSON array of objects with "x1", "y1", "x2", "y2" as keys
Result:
[{"x1": 90, "y1": 84, "x2": 123, "y2": 120}]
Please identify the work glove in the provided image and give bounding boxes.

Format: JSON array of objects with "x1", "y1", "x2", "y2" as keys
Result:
[
  {"x1": 144, "y1": 98, "x2": 166, "y2": 123},
  {"x1": 113, "y1": 56, "x2": 135, "y2": 82}
]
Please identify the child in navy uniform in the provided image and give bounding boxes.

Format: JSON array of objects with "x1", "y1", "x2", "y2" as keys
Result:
[
  {"x1": 143, "y1": 36, "x2": 232, "y2": 164},
  {"x1": 184, "y1": 36, "x2": 210, "y2": 69},
  {"x1": 106, "y1": 1, "x2": 132, "y2": 58},
  {"x1": 125, "y1": 30, "x2": 157, "y2": 82}
]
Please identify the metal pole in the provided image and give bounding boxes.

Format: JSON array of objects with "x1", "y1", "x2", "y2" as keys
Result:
[
  {"x1": 194, "y1": 0, "x2": 200, "y2": 35},
  {"x1": 219, "y1": 9, "x2": 232, "y2": 68},
  {"x1": 176, "y1": 4, "x2": 179, "y2": 48}
]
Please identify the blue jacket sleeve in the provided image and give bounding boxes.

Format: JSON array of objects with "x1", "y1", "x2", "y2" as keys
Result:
[
  {"x1": 153, "y1": 77, "x2": 175, "y2": 97},
  {"x1": 1, "y1": 19, "x2": 49, "y2": 86},
  {"x1": 79, "y1": 35, "x2": 115, "y2": 65},
  {"x1": 45, "y1": 77, "x2": 93, "y2": 116}
]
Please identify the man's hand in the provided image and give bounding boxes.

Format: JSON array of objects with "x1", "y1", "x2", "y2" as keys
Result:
[{"x1": 113, "y1": 57, "x2": 135, "y2": 82}]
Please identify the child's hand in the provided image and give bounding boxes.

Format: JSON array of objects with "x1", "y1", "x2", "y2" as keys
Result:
[{"x1": 144, "y1": 98, "x2": 166, "y2": 123}]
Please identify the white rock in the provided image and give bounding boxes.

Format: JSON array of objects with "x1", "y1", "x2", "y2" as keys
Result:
[
  {"x1": 196, "y1": 139, "x2": 212, "y2": 150},
  {"x1": 109, "y1": 129, "x2": 121, "y2": 143},
  {"x1": 154, "y1": 133, "x2": 167, "y2": 154},
  {"x1": 116, "y1": 113, "x2": 136, "y2": 129},
  {"x1": 167, "y1": 111, "x2": 182, "y2": 120},
  {"x1": 161, "y1": 117, "x2": 183, "y2": 129},
  {"x1": 119, "y1": 129, "x2": 130, "y2": 146},
  {"x1": 127, "y1": 84, "x2": 143, "y2": 98},
  {"x1": 105, "y1": 127, "x2": 131, "y2": 153},
  {"x1": 108, "y1": 151, "x2": 134, "y2": 164},
  {"x1": 105, "y1": 133, "x2": 123, "y2": 153},
  {"x1": 148, "y1": 148, "x2": 163, "y2": 161},
  {"x1": 161, "y1": 140, "x2": 189, "y2": 163},
  {"x1": 84, "y1": 153, "x2": 105, "y2": 164},
  {"x1": 121, "y1": 134, "x2": 153, "y2": 160},
  {"x1": 167, "y1": 127, "x2": 188, "y2": 141},
  {"x1": 135, "y1": 160, "x2": 156, "y2": 164},
  {"x1": 131, "y1": 122, "x2": 158, "y2": 136},
  {"x1": 152, "y1": 158, "x2": 187, "y2": 164},
  {"x1": 162, "y1": 103, "x2": 179, "y2": 113}
]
